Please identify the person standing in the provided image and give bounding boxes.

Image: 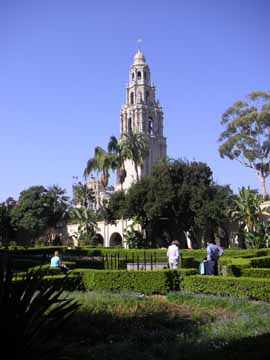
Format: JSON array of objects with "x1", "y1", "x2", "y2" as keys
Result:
[
  {"x1": 167, "y1": 240, "x2": 180, "y2": 269},
  {"x1": 206, "y1": 240, "x2": 222, "y2": 275}
]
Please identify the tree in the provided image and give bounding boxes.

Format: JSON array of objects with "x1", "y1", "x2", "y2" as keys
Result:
[
  {"x1": 105, "y1": 159, "x2": 233, "y2": 248},
  {"x1": 70, "y1": 207, "x2": 98, "y2": 245},
  {"x1": 108, "y1": 135, "x2": 127, "y2": 189},
  {"x1": 0, "y1": 203, "x2": 14, "y2": 246},
  {"x1": 10, "y1": 186, "x2": 69, "y2": 245},
  {"x1": 45, "y1": 185, "x2": 70, "y2": 243},
  {"x1": 119, "y1": 130, "x2": 149, "y2": 181},
  {"x1": 230, "y1": 186, "x2": 269, "y2": 248},
  {"x1": 230, "y1": 186, "x2": 263, "y2": 233},
  {"x1": 83, "y1": 146, "x2": 116, "y2": 188},
  {"x1": 218, "y1": 91, "x2": 270, "y2": 198},
  {"x1": 72, "y1": 181, "x2": 94, "y2": 208}
]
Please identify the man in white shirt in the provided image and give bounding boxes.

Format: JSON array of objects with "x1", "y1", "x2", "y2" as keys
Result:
[{"x1": 167, "y1": 240, "x2": 180, "y2": 269}]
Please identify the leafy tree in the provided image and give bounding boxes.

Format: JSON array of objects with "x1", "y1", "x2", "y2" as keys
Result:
[
  {"x1": 120, "y1": 130, "x2": 149, "y2": 181},
  {"x1": 105, "y1": 159, "x2": 233, "y2": 248},
  {"x1": 10, "y1": 185, "x2": 69, "y2": 244},
  {"x1": 0, "y1": 203, "x2": 14, "y2": 246},
  {"x1": 219, "y1": 91, "x2": 270, "y2": 198},
  {"x1": 192, "y1": 184, "x2": 235, "y2": 247},
  {"x1": 124, "y1": 220, "x2": 145, "y2": 249},
  {"x1": 101, "y1": 190, "x2": 127, "y2": 224},
  {"x1": 45, "y1": 185, "x2": 70, "y2": 232}
]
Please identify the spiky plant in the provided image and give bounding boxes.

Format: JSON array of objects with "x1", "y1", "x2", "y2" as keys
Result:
[{"x1": 0, "y1": 255, "x2": 79, "y2": 360}]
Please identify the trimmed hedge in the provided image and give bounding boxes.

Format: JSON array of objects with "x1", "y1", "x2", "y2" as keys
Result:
[
  {"x1": 220, "y1": 255, "x2": 270, "y2": 276},
  {"x1": 250, "y1": 256, "x2": 270, "y2": 268},
  {"x1": 4, "y1": 246, "x2": 270, "y2": 259},
  {"x1": 28, "y1": 262, "x2": 76, "y2": 275},
  {"x1": 183, "y1": 275, "x2": 270, "y2": 301},
  {"x1": 73, "y1": 268, "x2": 197, "y2": 294},
  {"x1": 241, "y1": 268, "x2": 270, "y2": 278}
]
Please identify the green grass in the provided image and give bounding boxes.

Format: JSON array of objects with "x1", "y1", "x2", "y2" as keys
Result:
[{"x1": 57, "y1": 290, "x2": 270, "y2": 360}]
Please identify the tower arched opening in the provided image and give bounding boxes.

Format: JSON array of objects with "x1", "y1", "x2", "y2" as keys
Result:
[{"x1": 130, "y1": 92, "x2": 134, "y2": 105}]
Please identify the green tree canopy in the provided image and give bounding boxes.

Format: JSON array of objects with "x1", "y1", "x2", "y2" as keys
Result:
[
  {"x1": 218, "y1": 91, "x2": 270, "y2": 198},
  {"x1": 104, "y1": 159, "x2": 233, "y2": 248},
  {"x1": 11, "y1": 185, "x2": 69, "y2": 244}
]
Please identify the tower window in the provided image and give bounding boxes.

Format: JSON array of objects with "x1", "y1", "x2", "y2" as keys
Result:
[
  {"x1": 128, "y1": 118, "x2": 132, "y2": 133},
  {"x1": 144, "y1": 71, "x2": 147, "y2": 80},
  {"x1": 146, "y1": 91, "x2": 149, "y2": 104},
  {"x1": 137, "y1": 71, "x2": 141, "y2": 80},
  {"x1": 148, "y1": 118, "x2": 154, "y2": 136},
  {"x1": 130, "y1": 92, "x2": 134, "y2": 105},
  {"x1": 132, "y1": 72, "x2": 134, "y2": 80}
]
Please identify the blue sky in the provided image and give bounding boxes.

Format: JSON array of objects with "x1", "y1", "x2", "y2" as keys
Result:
[{"x1": 0, "y1": 0, "x2": 269, "y2": 201}]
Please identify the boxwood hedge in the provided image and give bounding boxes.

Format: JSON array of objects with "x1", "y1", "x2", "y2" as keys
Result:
[{"x1": 183, "y1": 275, "x2": 270, "y2": 301}]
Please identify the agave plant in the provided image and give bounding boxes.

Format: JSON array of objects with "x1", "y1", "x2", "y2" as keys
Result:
[{"x1": 0, "y1": 255, "x2": 79, "y2": 360}]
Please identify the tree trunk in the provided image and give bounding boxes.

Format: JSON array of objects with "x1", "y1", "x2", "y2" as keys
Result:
[
  {"x1": 256, "y1": 172, "x2": 267, "y2": 199},
  {"x1": 134, "y1": 163, "x2": 139, "y2": 181}
]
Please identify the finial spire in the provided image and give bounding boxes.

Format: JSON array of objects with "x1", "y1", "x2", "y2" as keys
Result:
[{"x1": 137, "y1": 37, "x2": 142, "y2": 50}]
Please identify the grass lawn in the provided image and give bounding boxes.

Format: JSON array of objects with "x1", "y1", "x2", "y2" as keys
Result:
[{"x1": 60, "y1": 291, "x2": 270, "y2": 360}]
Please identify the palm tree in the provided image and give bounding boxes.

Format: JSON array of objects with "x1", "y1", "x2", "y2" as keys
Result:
[
  {"x1": 119, "y1": 131, "x2": 149, "y2": 181},
  {"x1": 108, "y1": 135, "x2": 127, "y2": 189},
  {"x1": 230, "y1": 186, "x2": 267, "y2": 232},
  {"x1": 72, "y1": 207, "x2": 98, "y2": 245},
  {"x1": 83, "y1": 146, "x2": 115, "y2": 189}
]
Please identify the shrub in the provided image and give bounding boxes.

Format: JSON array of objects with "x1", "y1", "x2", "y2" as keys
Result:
[
  {"x1": 0, "y1": 257, "x2": 79, "y2": 359},
  {"x1": 183, "y1": 275, "x2": 270, "y2": 301},
  {"x1": 73, "y1": 268, "x2": 197, "y2": 294},
  {"x1": 241, "y1": 268, "x2": 270, "y2": 278}
]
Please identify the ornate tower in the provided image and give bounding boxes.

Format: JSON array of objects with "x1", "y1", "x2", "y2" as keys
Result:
[{"x1": 117, "y1": 48, "x2": 167, "y2": 190}]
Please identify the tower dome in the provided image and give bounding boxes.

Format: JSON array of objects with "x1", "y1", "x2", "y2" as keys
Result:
[{"x1": 133, "y1": 48, "x2": 146, "y2": 65}]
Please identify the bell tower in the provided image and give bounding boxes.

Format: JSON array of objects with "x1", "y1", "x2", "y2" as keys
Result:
[{"x1": 118, "y1": 48, "x2": 167, "y2": 190}]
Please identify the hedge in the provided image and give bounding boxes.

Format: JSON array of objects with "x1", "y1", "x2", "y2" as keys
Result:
[
  {"x1": 4, "y1": 246, "x2": 270, "y2": 259},
  {"x1": 73, "y1": 268, "x2": 197, "y2": 294},
  {"x1": 220, "y1": 255, "x2": 270, "y2": 276},
  {"x1": 183, "y1": 275, "x2": 270, "y2": 301},
  {"x1": 241, "y1": 268, "x2": 270, "y2": 278}
]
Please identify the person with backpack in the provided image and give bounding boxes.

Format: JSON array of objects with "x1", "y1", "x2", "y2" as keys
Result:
[{"x1": 205, "y1": 240, "x2": 223, "y2": 275}]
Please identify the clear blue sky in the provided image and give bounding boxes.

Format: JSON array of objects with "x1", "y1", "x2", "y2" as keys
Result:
[{"x1": 1, "y1": 0, "x2": 269, "y2": 202}]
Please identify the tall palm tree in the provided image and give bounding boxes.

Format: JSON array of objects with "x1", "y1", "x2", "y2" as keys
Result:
[
  {"x1": 83, "y1": 146, "x2": 115, "y2": 189},
  {"x1": 108, "y1": 135, "x2": 127, "y2": 189},
  {"x1": 119, "y1": 131, "x2": 149, "y2": 181}
]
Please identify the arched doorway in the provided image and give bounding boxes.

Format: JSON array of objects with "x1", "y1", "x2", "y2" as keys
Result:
[
  {"x1": 110, "y1": 232, "x2": 122, "y2": 247},
  {"x1": 95, "y1": 233, "x2": 104, "y2": 246}
]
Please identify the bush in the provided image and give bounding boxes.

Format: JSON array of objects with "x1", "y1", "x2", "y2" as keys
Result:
[
  {"x1": 73, "y1": 268, "x2": 197, "y2": 294},
  {"x1": 183, "y1": 275, "x2": 270, "y2": 301},
  {"x1": 0, "y1": 258, "x2": 79, "y2": 359},
  {"x1": 241, "y1": 268, "x2": 270, "y2": 278},
  {"x1": 219, "y1": 255, "x2": 270, "y2": 276}
]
